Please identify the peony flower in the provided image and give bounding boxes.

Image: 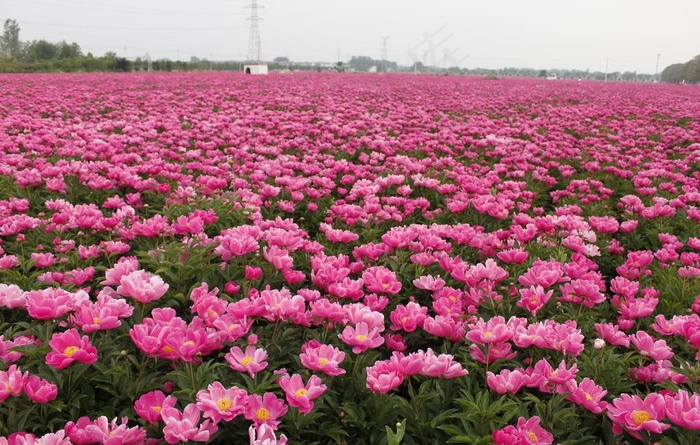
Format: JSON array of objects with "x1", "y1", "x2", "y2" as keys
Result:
[
  {"x1": 245, "y1": 392, "x2": 288, "y2": 429},
  {"x1": 22, "y1": 375, "x2": 58, "y2": 404},
  {"x1": 607, "y1": 393, "x2": 669, "y2": 439},
  {"x1": 45, "y1": 329, "x2": 98, "y2": 369},
  {"x1": 225, "y1": 345, "x2": 268, "y2": 378},
  {"x1": 196, "y1": 381, "x2": 248, "y2": 423},
  {"x1": 277, "y1": 373, "x2": 326, "y2": 415},
  {"x1": 134, "y1": 390, "x2": 178, "y2": 425}
]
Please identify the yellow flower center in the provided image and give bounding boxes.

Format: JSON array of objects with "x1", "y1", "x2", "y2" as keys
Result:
[
  {"x1": 356, "y1": 334, "x2": 367, "y2": 341},
  {"x1": 229, "y1": 324, "x2": 238, "y2": 331},
  {"x1": 319, "y1": 358, "x2": 329, "y2": 366},
  {"x1": 631, "y1": 410, "x2": 653, "y2": 425},
  {"x1": 528, "y1": 432, "x2": 537, "y2": 440},
  {"x1": 382, "y1": 283, "x2": 390, "y2": 289},
  {"x1": 241, "y1": 356, "x2": 254, "y2": 366},
  {"x1": 93, "y1": 317, "x2": 101, "y2": 324},
  {"x1": 294, "y1": 388, "x2": 309, "y2": 398},
  {"x1": 585, "y1": 393, "x2": 593, "y2": 401},
  {"x1": 163, "y1": 345, "x2": 175, "y2": 353},
  {"x1": 184, "y1": 341, "x2": 195, "y2": 346},
  {"x1": 153, "y1": 406, "x2": 162, "y2": 412},
  {"x1": 217, "y1": 397, "x2": 233, "y2": 411},
  {"x1": 401, "y1": 316, "x2": 408, "y2": 324},
  {"x1": 256, "y1": 408, "x2": 270, "y2": 421},
  {"x1": 64, "y1": 346, "x2": 79, "y2": 357}
]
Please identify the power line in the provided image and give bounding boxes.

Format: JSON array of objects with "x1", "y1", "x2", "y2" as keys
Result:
[
  {"x1": 19, "y1": 20, "x2": 241, "y2": 31},
  {"x1": 7, "y1": 0, "x2": 244, "y2": 16}
]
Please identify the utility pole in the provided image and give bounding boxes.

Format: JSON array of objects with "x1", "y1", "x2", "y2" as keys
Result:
[
  {"x1": 246, "y1": 0, "x2": 263, "y2": 62},
  {"x1": 380, "y1": 35, "x2": 389, "y2": 72},
  {"x1": 605, "y1": 57, "x2": 609, "y2": 82},
  {"x1": 655, "y1": 53, "x2": 661, "y2": 82}
]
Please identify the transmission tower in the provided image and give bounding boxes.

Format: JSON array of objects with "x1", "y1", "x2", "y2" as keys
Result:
[
  {"x1": 246, "y1": 0, "x2": 263, "y2": 62},
  {"x1": 380, "y1": 35, "x2": 390, "y2": 72}
]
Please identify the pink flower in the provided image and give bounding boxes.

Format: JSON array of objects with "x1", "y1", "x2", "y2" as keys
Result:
[
  {"x1": 594, "y1": 323, "x2": 629, "y2": 347},
  {"x1": 517, "y1": 285, "x2": 554, "y2": 317},
  {"x1": 366, "y1": 360, "x2": 404, "y2": 393},
  {"x1": 389, "y1": 301, "x2": 428, "y2": 332},
  {"x1": 0, "y1": 283, "x2": 26, "y2": 309},
  {"x1": 248, "y1": 424, "x2": 288, "y2": 445},
  {"x1": 0, "y1": 255, "x2": 20, "y2": 269},
  {"x1": 116, "y1": 269, "x2": 169, "y2": 303},
  {"x1": 664, "y1": 390, "x2": 700, "y2": 430},
  {"x1": 245, "y1": 392, "x2": 288, "y2": 429},
  {"x1": 45, "y1": 329, "x2": 98, "y2": 369},
  {"x1": 30, "y1": 252, "x2": 57, "y2": 268},
  {"x1": 162, "y1": 403, "x2": 218, "y2": 444},
  {"x1": 0, "y1": 365, "x2": 27, "y2": 402},
  {"x1": 13, "y1": 431, "x2": 71, "y2": 445},
  {"x1": 492, "y1": 416, "x2": 553, "y2": 445},
  {"x1": 134, "y1": 390, "x2": 178, "y2": 425},
  {"x1": 196, "y1": 381, "x2": 248, "y2": 423},
  {"x1": 419, "y1": 349, "x2": 468, "y2": 379},
  {"x1": 80, "y1": 416, "x2": 146, "y2": 445},
  {"x1": 486, "y1": 369, "x2": 527, "y2": 394},
  {"x1": 362, "y1": 266, "x2": 402, "y2": 294},
  {"x1": 277, "y1": 373, "x2": 327, "y2": 414},
  {"x1": 518, "y1": 260, "x2": 565, "y2": 288},
  {"x1": 71, "y1": 303, "x2": 122, "y2": 333},
  {"x1": 565, "y1": 378, "x2": 608, "y2": 414},
  {"x1": 22, "y1": 375, "x2": 58, "y2": 404},
  {"x1": 629, "y1": 331, "x2": 674, "y2": 360},
  {"x1": 299, "y1": 341, "x2": 346, "y2": 376},
  {"x1": 423, "y1": 314, "x2": 465, "y2": 341},
  {"x1": 496, "y1": 248, "x2": 529, "y2": 264},
  {"x1": 25, "y1": 288, "x2": 74, "y2": 320},
  {"x1": 225, "y1": 346, "x2": 269, "y2": 378},
  {"x1": 338, "y1": 322, "x2": 384, "y2": 354},
  {"x1": 412, "y1": 275, "x2": 445, "y2": 291},
  {"x1": 465, "y1": 316, "x2": 514, "y2": 344},
  {"x1": 607, "y1": 393, "x2": 669, "y2": 439},
  {"x1": 245, "y1": 265, "x2": 263, "y2": 280},
  {"x1": 469, "y1": 341, "x2": 518, "y2": 364}
]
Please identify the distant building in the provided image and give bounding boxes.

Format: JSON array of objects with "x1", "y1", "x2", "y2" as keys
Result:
[{"x1": 244, "y1": 63, "x2": 268, "y2": 75}]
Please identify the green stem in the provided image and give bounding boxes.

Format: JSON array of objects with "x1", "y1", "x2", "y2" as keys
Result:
[
  {"x1": 406, "y1": 379, "x2": 427, "y2": 444},
  {"x1": 187, "y1": 361, "x2": 197, "y2": 396}
]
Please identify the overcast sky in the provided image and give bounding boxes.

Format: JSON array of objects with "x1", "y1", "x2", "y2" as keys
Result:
[{"x1": 5, "y1": 0, "x2": 700, "y2": 73}]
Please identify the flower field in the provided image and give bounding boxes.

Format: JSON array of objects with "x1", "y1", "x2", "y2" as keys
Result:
[{"x1": 1, "y1": 72, "x2": 700, "y2": 444}]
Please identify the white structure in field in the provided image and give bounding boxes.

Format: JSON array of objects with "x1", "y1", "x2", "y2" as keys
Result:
[
  {"x1": 244, "y1": 64, "x2": 269, "y2": 75},
  {"x1": 244, "y1": 0, "x2": 268, "y2": 75}
]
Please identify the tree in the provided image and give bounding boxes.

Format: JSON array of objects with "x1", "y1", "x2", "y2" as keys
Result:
[
  {"x1": 57, "y1": 41, "x2": 82, "y2": 59},
  {"x1": 661, "y1": 55, "x2": 700, "y2": 84},
  {"x1": 114, "y1": 57, "x2": 130, "y2": 72},
  {"x1": 1, "y1": 19, "x2": 21, "y2": 59},
  {"x1": 28, "y1": 40, "x2": 57, "y2": 61}
]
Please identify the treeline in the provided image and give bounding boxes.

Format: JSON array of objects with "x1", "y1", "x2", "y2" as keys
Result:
[
  {"x1": 0, "y1": 19, "x2": 136, "y2": 73},
  {"x1": 661, "y1": 55, "x2": 700, "y2": 84}
]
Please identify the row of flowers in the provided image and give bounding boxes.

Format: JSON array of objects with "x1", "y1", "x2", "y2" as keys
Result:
[{"x1": 1, "y1": 72, "x2": 700, "y2": 444}]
